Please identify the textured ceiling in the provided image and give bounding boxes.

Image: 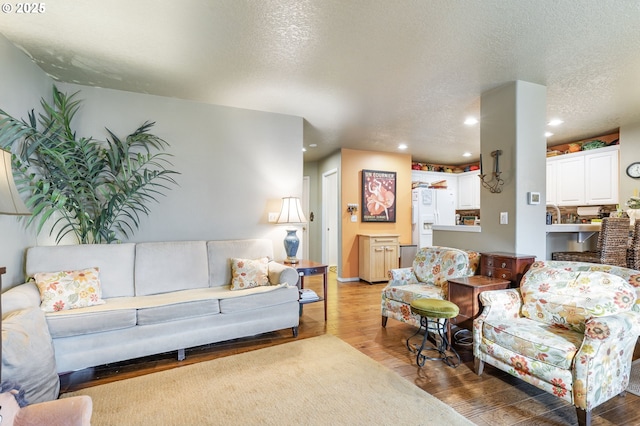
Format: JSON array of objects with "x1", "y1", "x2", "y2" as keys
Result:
[{"x1": 1, "y1": 1, "x2": 639, "y2": 164}]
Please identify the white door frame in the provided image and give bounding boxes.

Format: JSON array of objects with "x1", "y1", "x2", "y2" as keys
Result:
[
  {"x1": 302, "y1": 176, "x2": 310, "y2": 260},
  {"x1": 322, "y1": 168, "x2": 339, "y2": 268}
]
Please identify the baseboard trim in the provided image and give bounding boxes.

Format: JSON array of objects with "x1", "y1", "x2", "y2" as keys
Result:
[{"x1": 337, "y1": 276, "x2": 361, "y2": 283}]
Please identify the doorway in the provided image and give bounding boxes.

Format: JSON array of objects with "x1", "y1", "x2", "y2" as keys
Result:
[
  {"x1": 322, "y1": 168, "x2": 339, "y2": 271},
  {"x1": 302, "y1": 176, "x2": 310, "y2": 260}
]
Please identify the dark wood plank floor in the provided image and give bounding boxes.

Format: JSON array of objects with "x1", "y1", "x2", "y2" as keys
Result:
[{"x1": 60, "y1": 271, "x2": 640, "y2": 425}]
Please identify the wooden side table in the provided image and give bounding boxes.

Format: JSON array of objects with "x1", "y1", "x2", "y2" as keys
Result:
[
  {"x1": 286, "y1": 260, "x2": 328, "y2": 321},
  {"x1": 480, "y1": 252, "x2": 535, "y2": 288},
  {"x1": 447, "y1": 275, "x2": 510, "y2": 342}
]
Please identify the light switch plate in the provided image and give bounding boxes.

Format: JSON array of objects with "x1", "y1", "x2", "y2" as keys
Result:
[
  {"x1": 500, "y1": 212, "x2": 508, "y2": 224},
  {"x1": 268, "y1": 212, "x2": 279, "y2": 223}
]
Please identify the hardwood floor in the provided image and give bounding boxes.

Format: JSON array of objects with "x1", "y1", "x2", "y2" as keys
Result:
[{"x1": 60, "y1": 271, "x2": 640, "y2": 425}]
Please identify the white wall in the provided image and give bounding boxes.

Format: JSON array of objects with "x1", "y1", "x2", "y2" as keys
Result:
[
  {"x1": 303, "y1": 150, "x2": 342, "y2": 264},
  {"x1": 513, "y1": 81, "x2": 547, "y2": 259},
  {"x1": 620, "y1": 123, "x2": 640, "y2": 201},
  {"x1": 0, "y1": 36, "x2": 304, "y2": 287},
  {"x1": 57, "y1": 84, "x2": 304, "y2": 249},
  {"x1": 0, "y1": 36, "x2": 52, "y2": 287},
  {"x1": 434, "y1": 81, "x2": 547, "y2": 261}
]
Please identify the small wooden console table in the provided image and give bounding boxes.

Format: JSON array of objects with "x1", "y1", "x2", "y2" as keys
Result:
[{"x1": 284, "y1": 260, "x2": 328, "y2": 321}]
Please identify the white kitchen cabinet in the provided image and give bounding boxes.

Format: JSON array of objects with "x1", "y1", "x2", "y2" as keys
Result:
[
  {"x1": 584, "y1": 147, "x2": 619, "y2": 205},
  {"x1": 546, "y1": 157, "x2": 558, "y2": 205},
  {"x1": 547, "y1": 145, "x2": 619, "y2": 207},
  {"x1": 556, "y1": 155, "x2": 585, "y2": 205},
  {"x1": 457, "y1": 171, "x2": 480, "y2": 209}
]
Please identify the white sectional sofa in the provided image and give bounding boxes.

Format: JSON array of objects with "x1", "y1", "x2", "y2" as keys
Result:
[{"x1": 2, "y1": 239, "x2": 300, "y2": 374}]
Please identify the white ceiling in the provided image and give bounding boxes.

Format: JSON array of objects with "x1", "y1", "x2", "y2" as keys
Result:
[{"x1": 1, "y1": 1, "x2": 639, "y2": 164}]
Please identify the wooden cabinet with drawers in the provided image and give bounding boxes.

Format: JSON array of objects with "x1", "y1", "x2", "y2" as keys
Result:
[
  {"x1": 480, "y1": 252, "x2": 535, "y2": 287},
  {"x1": 358, "y1": 234, "x2": 399, "y2": 283}
]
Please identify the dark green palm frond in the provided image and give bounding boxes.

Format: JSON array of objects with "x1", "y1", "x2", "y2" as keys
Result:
[{"x1": 0, "y1": 85, "x2": 179, "y2": 244}]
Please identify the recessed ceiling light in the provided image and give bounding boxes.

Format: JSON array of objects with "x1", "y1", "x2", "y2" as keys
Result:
[
  {"x1": 398, "y1": 143, "x2": 408, "y2": 150},
  {"x1": 302, "y1": 147, "x2": 307, "y2": 152},
  {"x1": 464, "y1": 117, "x2": 479, "y2": 126},
  {"x1": 309, "y1": 144, "x2": 317, "y2": 148},
  {"x1": 462, "y1": 152, "x2": 472, "y2": 157},
  {"x1": 548, "y1": 119, "x2": 563, "y2": 126},
  {"x1": 545, "y1": 132, "x2": 554, "y2": 138}
]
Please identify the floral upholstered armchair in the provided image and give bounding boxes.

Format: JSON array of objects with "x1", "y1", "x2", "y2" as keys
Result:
[
  {"x1": 381, "y1": 246, "x2": 480, "y2": 328},
  {"x1": 473, "y1": 260, "x2": 640, "y2": 426}
]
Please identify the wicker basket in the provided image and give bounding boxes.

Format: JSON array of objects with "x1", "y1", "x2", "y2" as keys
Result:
[{"x1": 552, "y1": 217, "x2": 630, "y2": 268}]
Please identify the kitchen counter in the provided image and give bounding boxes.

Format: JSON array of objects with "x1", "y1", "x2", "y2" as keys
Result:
[
  {"x1": 432, "y1": 225, "x2": 481, "y2": 233},
  {"x1": 433, "y1": 224, "x2": 599, "y2": 234},
  {"x1": 546, "y1": 223, "x2": 601, "y2": 244},
  {"x1": 546, "y1": 223, "x2": 601, "y2": 232}
]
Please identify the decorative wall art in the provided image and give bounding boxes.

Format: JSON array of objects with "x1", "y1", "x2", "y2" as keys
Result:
[{"x1": 362, "y1": 169, "x2": 396, "y2": 222}]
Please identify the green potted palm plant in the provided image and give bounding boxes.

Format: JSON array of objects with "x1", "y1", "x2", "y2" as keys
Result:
[{"x1": 0, "y1": 86, "x2": 179, "y2": 243}]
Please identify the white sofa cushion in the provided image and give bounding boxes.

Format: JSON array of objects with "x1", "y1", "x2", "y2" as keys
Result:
[
  {"x1": 135, "y1": 241, "x2": 209, "y2": 296},
  {"x1": 219, "y1": 286, "x2": 299, "y2": 313},
  {"x1": 26, "y1": 243, "x2": 136, "y2": 298},
  {"x1": 137, "y1": 299, "x2": 220, "y2": 325},
  {"x1": 45, "y1": 309, "x2": 137, "y2": 338}
]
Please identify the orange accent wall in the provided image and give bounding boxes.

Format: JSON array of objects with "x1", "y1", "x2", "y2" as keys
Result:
[{"x1": 341, "y1": 149, "x2": 412, "y2": 279}]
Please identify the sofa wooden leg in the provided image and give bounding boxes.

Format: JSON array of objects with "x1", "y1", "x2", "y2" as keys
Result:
[
  {"x1": 292, "y1": 326, "x2": 299, "y2": 337},
  {"x1": 576, "y1": 407, "x2": 591, "y2": 426},
  {"x1": 382, "y1": 316, "x2": 388, "y2": 327},
  {"x1": 474, "y1": 357, "x2": 484, "y2": 375}
]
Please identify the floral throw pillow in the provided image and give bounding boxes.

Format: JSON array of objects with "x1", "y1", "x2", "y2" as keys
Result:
[
  {"x1": 34, "y1": 267, "x2": 106, "y2": 312},
  {"x1": 230, "y1": 257, "x2": 270, "y2": 290}
]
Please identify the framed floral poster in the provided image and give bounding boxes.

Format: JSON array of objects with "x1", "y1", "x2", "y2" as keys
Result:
[{"x1": 362, "y1": 169, "x2": 396, "y2": 222}]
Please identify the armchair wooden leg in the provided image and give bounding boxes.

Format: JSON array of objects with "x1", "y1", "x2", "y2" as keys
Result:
[
  {"x1": 474, "y1": 357, "x2": 484, "y2": 375},
  {"x1": 576, "y1": 407, "x2": 591, "y2": 426},
  {"x1": 381, "y1": 315, "x2": 388, "y2": 327}
]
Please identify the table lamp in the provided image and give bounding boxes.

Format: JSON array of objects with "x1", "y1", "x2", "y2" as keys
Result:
[
  {"x1": 276, "y1": 196, "x2": 307, "y2": 264},
  {"x1": 0, "y1": 148, "x2": 31, "y2": 381},
  {"x1": 0, "y1": 148, "x2": 30, "y2": 215}
]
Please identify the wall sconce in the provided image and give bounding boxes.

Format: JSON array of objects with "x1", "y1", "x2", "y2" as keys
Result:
[{"x1": 478, "y1": 150, "x2": 505, "y2": 193}]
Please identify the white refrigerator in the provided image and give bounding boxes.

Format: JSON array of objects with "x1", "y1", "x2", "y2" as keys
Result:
[{"x1": 411, "y1": 187, "x2": 456, "y2": 248}]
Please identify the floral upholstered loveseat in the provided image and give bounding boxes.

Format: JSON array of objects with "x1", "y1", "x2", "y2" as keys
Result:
[
  {"x1": 473, "y1": 260, "x2": 640, "y2": 426},
  {"x1": 381, "y1": 246, "x2": 480, "y2": 328}
]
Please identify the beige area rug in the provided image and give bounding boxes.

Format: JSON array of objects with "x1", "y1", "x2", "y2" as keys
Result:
[
  {"x1": 627, "y1": 359, "x2": 640, "y2": 396},
  {"x1": 63, "y1": 334, "x2": 474, "y2": 425}
]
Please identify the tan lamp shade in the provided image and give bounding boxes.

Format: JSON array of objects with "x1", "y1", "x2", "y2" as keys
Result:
[
  {"x1": 276, "y1": 196, "x2": 307, "y2": 224},
  {"x1": 0, "y1": 148, "x2": 30, "y2": 215}
]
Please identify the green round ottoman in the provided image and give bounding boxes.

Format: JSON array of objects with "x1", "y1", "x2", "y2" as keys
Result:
[{"x1": 406, "y1": 298, "x2": 461, "y2": 368}]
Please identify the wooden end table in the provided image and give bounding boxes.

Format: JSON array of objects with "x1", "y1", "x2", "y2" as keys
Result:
[
  {"x1": 447, "y1": 275, "x2": 511, "y2": 343},
  {"x1": 283, "y1": 260, "x2": 328, "y2": 321}
]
